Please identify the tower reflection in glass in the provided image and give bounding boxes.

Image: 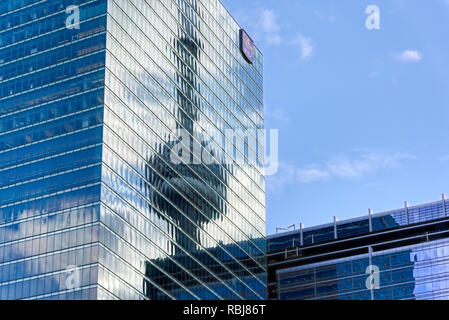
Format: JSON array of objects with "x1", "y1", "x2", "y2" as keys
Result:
[{"x1": 0, "y1": 0, "x2": 266, "y2": 300}]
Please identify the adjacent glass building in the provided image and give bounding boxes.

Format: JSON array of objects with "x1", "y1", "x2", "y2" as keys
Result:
[
  {"x1": 268, "y1": 196, "x2": 449, "y2": 300},
  {"x1": 0, "y1": 0, "x2": 266, "y2": 300}
]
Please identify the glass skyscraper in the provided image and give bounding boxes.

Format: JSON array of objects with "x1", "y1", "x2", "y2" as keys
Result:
[
  {"x1": 267, "y1": 196, "x2": 449, "y2": 300},
  {"x1": 0, "y1": 0, "x2": 266, "y2": 300}
]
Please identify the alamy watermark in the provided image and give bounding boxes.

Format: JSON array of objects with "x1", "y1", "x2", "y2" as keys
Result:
[
  {"x1": 366, "y1": 5, "x2": 380, "y2": 30},
  {"x1": 366, "y1": 265, "x2": 380, "y2": 290},
  {"x1": 168, "y1": 129, "x2": 279, "y2": 176},
  {"x1": 65, "y1": 265, "x2": 81, "y2": 290},
  {"x1": 66, "y1": 5, "x2": 80, "y2": 30}
]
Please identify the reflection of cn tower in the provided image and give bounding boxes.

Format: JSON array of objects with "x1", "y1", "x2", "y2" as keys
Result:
[{"x1": 143, "y1": 34, "x2": 227, "y2": 299}]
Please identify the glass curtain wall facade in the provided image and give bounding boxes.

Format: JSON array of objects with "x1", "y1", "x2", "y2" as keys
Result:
[
  {"x1": 276, "y1": 239, "x2": 449, "y2": 300},
  {"x1": 267, "y1": 198, "x2": 449, "y2": 300},
  {"x1": 0, "y1": 0, "x2": 107, "y2": 300},
  {"x1": 0, "y1": 0, "x2": 266, "y2": 300}
]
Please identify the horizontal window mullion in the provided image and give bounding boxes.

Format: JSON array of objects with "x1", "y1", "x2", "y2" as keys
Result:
[
  {"x1": 98, "y1": 219, "x2": 224, "y2": 300},
  {"x1": 0, "y1": 12, "x2": 107, "y2": 52},
  {"x1": 101, "y1": 161, "x2": 267, "y2": 287},
  {"x1": 104, "y1": 40, "x2": 266, "y2": 208},
  {"x1": 100, "y1": 180, "x2": 265, "y2": 299},
  {"x1": 102, "y1": 106, "x2": 266, "y2": 247}
]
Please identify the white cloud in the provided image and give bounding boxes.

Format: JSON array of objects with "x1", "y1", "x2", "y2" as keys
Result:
[
  {"x1": 291, "y1": 34, "x2": 314, "y2": 60},
  {"x1": 266, "y1": 34, "x2": 282, "y2": 46},
  {"x1": 267, "y1": 152, "x2": 415, "y2": 192},
  {"x1": 232, "y1": 7, "x2": 313, "y2": 59},
  {"x1": 314, "y1": 10, "x2": 336, "y2": 23},
  {"x1": 265, "y1": 107, "x2": 290, "y2": 123},
  {"x1": 397, "y1": 50, "x2": 422, "y2": 63},
  {"x1": 327, "y1": 153, "x2": 415, "y2": 178},
  {"x1": 259, "y1": 9, "x2": 282, "y2": 45},
  {"x1": 261, "y1": 9, "x2": 280, "y2": 33},
  {"x1": 233, "y1": 8, "x2": 283, "y2": 46},
  {"x1": 295, "y1": 167, "x2": 330, "y2": 183}
]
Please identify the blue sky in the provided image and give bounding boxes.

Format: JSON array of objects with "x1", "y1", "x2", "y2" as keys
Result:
[{"x1": 222, "y1": 0, "x2": 449, "y2": 234}]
